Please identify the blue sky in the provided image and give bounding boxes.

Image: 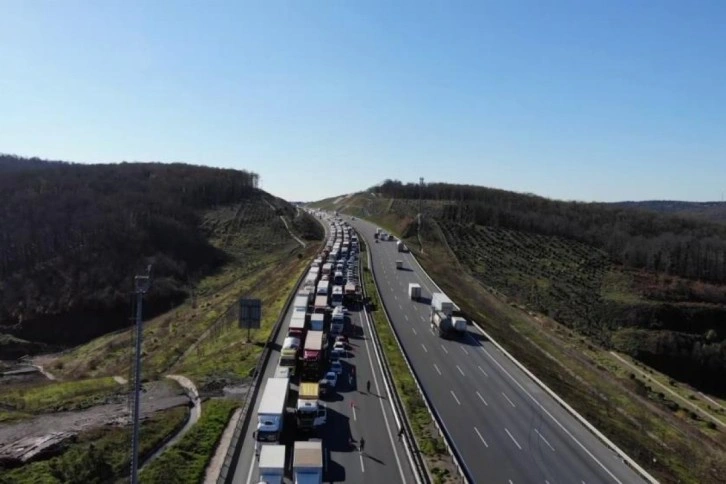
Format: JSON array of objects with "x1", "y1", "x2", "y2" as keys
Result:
[{"x1": 1, "y1": 1, "x2": 725, "y2": 202}]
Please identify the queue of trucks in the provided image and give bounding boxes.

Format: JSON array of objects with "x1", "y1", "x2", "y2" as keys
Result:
[{"x1": 255, "y1": 210, "x2": 361, "y2": 484}]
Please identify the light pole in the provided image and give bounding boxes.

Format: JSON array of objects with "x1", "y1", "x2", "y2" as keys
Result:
[{"x1": 130, "y1": 265, "x2": 151, "y2": 484}]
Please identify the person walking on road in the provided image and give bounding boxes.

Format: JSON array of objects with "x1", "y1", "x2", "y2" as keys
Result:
[
  {"x1": 397, "y1": 427, "x2": 404, "y2": 441},
  {"x1": 359, "y1": 437, "x2": 366, "y2": 454},
  {"x1": 366, "y1": 379, "x2": 371, "y2": 393}
]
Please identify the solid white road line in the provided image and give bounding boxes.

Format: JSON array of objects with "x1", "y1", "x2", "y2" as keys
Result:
[
  {"x1": 450, "y1": 390, "x2": 461, "y2": 405},
  {"x1": 360, "y1": 452, "x2": 366, "y2": 472},
  {"x1": 441, "y1": 345, "x2": 448, "y2": 354},
  {"x1": 502, "y1": 392, "x2": 517, "y2": 408},
  {"x1": 478, "y1": 366, "x2": 488, "y2": 377},
  {"x1": 245, "y1": 450, "x2": 256, "y2": 484},
  {"x1": 461, "y1": 347, "x2": 469, "y2": 355},
  {"x1": 434, "y1": 364, "x2": 442, "y2": 375},
  {"x1": 481, "y1": 347, "x2": 623, "y2": 484},
  {"x1": 474, "y1": 427, "x2": 489, "y2": 447},
  {"x1": 352, "y1": 403, "x2": 357, "y2": 421},
  {"x1": 476, "y1": 391, "x2": 488, "y2": 406},
  {"x1": 421, "y1": 344, "x2": 428, "y2": 353},
  {"x1": 505, "y1": 428, "x2": 522, "y2": 450},
  {"x1": 535, "y1": 428, "x2": 555, "y2": 452},
  {"x1": 456, "y1": 365, "x2": 465, "y2": 376}
]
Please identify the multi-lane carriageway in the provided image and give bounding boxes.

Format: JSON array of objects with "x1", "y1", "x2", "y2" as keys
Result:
[
  {"x1": 231, "y1": 216, "x2": 414, "y2": 484},
  {"x1": 350, "y1": 217, "x2": 648, "y2": 484}
]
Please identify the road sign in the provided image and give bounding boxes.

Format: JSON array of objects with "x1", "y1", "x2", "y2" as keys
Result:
[{"x1": 239, "y1": 298, "x2": 261, "y2": 329}]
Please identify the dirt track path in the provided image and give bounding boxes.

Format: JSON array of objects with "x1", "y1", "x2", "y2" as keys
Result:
[{"x1": 140, "y1": 375, "x2": 201, "y2": 468}]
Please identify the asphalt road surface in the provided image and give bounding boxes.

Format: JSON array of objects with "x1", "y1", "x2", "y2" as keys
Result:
[
  {"x1": 231, "y1": 218, "x2": 414, "y2": 484},
  {"x1": 350, "y1": 217, "x2": 647, "y2": 484}
]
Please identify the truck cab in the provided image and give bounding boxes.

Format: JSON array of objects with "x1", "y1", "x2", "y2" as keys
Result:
[{"x1": 296, "y1": 382, "x2": 327, "y2": 431}]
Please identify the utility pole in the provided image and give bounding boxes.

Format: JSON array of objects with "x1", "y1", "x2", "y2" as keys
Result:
[
  {"x1": 130, "y1": 266, "x2": 152, "y2": 484},
  {"x1": 418, "y1": 177, "x2": 424, "y2": 235}
]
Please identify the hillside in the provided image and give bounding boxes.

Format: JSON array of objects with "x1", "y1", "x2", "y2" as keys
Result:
[
  {"x1": 312, "y1": 182, "x2": 726, "y2": 396},
  {"x1": 0, "y1": 155, "x2": 320, "y2": 357},
  {"x1": 613, "y1": 200, "x2": 726, "y2": 224}
]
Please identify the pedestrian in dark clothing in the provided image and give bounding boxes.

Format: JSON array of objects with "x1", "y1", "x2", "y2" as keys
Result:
[
  {"x1": 366, "y1": 380, "x2": 371, "y2": 393},
  {"x1": 398, "y1": 427, "x2": 404, "y2": 440},
  {"x1": 359, "y1": 438, "x2": 365, "y2": 453}
]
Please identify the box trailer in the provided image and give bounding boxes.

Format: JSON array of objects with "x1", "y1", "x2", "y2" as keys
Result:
[
  {"x1": 256, "y1": 377, "x2": 289, "y2": 442},
  {"x1": 309, "y1": 313, "x2": 325, "y2": 332},
  {"x1": 293, "y1": 440, "x2": 323, "y2": 484},
  {"x1": 258, "y1": 444, "x2": 285, "y2": 484},
  {"x1": 301, "y1": 331, "x2": 326, "y2": 380},
  {"x1": 431, "y1": 292, "x2": 454, "y2": 316},
  {"x1": 408, "y1": 283, "x2": 421, "y2": 300}
]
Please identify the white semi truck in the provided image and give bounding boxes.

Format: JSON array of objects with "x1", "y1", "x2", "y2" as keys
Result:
[
  {"x1": 257, "y1": 444, "x2": 285, "y2": 484},
  {"x1": 256, "y1": 377, "x2": 289, "y2": 442},
  {"x1": 430, "y1": 292, "x2": 465, "y2": 338},
  {"x1": 293, "y1": 440, "x2": 323, "y2": 484}
]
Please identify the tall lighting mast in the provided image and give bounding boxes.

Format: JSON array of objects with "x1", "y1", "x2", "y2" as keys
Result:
[{"x1": 130, "y1": 265, "x2": 151, "y2": 484}]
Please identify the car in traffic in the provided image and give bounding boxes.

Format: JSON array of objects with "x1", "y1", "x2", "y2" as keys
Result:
[
  {"x1": 330, "y1": 360, "x2": 343, "y2": 375},
  {"x1": 331, "y1": 342, "x2": 346, "y2": 357},
  {"x1": 322, "y1": 371, "x2": 338, "y2": 388}
]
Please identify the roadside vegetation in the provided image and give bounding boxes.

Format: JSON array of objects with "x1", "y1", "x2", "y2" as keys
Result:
[
  {"x1": 0, "y1": 377, "x2": 120, "y2": 414},
  {"x1": 314, "y1": 184, "x2": 726, "y2": 483},
  {"x1": 360, "y1": 240, "x2": 456, "y2": 483},
  {"x1": 0, "y1": 405, "x2": 189, "y2": 484},
  {"x1": 141, "y1": 399, "x2": 238, "y2": 483}
]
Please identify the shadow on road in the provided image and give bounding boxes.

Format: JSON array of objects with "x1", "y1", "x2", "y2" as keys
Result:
[{"x1": 364, "y1": 453, "x2": 385, "y2": 465}]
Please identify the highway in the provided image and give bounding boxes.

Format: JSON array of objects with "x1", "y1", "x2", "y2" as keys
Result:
[
  {"x1": 230, "y1": 217, "x2": 414, "y2": 483},
  {"x1": 350, "y1": 217, "x2": 647, "y2": 484}
]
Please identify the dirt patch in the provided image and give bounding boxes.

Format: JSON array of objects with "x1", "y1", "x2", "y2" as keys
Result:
[{"x1": 0, "y1": 379, "x2": 188, "y2": 465}]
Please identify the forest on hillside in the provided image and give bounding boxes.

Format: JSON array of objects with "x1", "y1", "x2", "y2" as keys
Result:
[
  {"x1": 0, "y1": 155, "x2": 261, "y2": 355},
  {"x1": 370, "y1": 180, "x2": 726, "y2": 395},
  {"x1": 613, "y1": 200, "x2": 726, "y2": 224},
  {"x1": 372, "y1": 180, "x2": 726, "y2": 284}
]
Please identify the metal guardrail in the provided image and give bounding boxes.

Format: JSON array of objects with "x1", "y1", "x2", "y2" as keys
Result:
[
  {"x1": 358, "y1": 240, "x2": 429, "y2": 483},
  {"x1": 365, "y1": 239, "x2": 472, "y2": 483},
  {"x1": 216, "y1": 247, "x2": 316, "y2": 484}
]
